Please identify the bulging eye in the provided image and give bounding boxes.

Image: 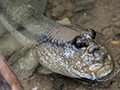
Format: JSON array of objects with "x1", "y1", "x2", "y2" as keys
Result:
[
  {"x1": 75, "y1": 39, "x2": 86, "y2": 48},
  {"x1": 71, "y1": 36, "x2": 87, "y2": 49}
]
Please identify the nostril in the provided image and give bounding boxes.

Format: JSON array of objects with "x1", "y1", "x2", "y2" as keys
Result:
[{"x1": 88, "y1": 44, "x2": 99, "y2": 53}]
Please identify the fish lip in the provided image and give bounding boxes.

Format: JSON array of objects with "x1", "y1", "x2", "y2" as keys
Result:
[
  {"x1": 94, "y1": 55, "x2": 113, "y2": 79},
  {"x1": 72, "y1": 54, "x2": 113, "y2": 81},
  {"x1": 88, "y1": 54, "x2": 113, "y2": 80},
  {"x1": 89, "y1": 64, "x2": 103, "y2": 80}
]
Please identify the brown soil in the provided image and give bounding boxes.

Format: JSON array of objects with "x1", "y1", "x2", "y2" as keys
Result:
[{"x1": 0, "y1": 0, "x2": 120, "y2": 90}]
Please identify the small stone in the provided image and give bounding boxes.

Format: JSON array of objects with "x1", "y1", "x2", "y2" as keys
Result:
[
  {"x1": 57, "y1": 18, "x2": 72, "y2": 26},
  {"x1": 50, "y1": 78, "x2": 53, "y2": 81},
  {"x1": 64, "y1": 1, "x2": 74, "y2": 11},
  {"x1": 111, "y1": 41, "x2": 120, "y2": 44},
  {"x1": 111, "y1": 17, "x2": 118, "y2": 22},
  {"x1": 102, "y1": 27, "x2": 113, "y2": 37},
  {"x1": 32, "y1": 87, "x2": 38, "y2": 90}
]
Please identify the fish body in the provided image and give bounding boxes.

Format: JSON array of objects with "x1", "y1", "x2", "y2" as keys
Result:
[{"x1": 0, "y1": 0, "x2": 113, "y2": 81}]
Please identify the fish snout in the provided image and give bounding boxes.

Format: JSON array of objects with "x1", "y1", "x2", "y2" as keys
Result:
[{"x1": 89, "y1": 54, "x2": 113, "y2": 80}]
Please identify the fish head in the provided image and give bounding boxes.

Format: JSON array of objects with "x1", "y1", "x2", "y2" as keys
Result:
[{"x1": 64, "y1": 29, "x2": 113, "y2": 80}]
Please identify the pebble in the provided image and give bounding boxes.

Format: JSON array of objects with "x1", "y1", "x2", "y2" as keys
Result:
[
  {"x1": 57, "y1": 18, "x2": 72, "y2": 26},
  {"x1": 102, "y1": 27, "x2": 113, "y2": 37},
  {"x1": 111, "y1": 17, "x2": 118, "y2": 22},
  {"x1": 111, "y1": 41, "x2": 120, "y2": 44},
  {"x1": 32, "y1": 87, "x2": 38, "y2": 90}
]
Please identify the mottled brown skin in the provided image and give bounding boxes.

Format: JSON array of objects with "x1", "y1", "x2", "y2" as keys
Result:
[
  {"x1": 37, "y1": 29, "x2": 113, "y2": 80},
  {"x1": 0, "y1": 0, "x2": 113, "y2": 82}
]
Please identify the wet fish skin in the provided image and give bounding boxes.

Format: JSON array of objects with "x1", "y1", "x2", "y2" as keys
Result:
[
  {"x1": 36, "y1": 30, "x2": 113, "y2": 80},
  {"x1": 0, "y1": 0, "x2": 113, "y2": 81}
]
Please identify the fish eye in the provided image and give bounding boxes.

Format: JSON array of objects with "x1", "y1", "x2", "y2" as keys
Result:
[
  {"x1": 71, "y1": 36, "x2": 87, "y2": 49},
  {"x1": 75, "y1": 39, "x2": 86, "y2": 48}
]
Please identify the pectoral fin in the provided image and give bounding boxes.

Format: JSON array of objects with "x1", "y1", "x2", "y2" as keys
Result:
[{"x1": 8, "y1": 46, "x2": 39, "y2": 80}]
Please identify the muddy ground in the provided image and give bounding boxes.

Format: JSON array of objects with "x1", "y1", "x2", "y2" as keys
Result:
[{"x1": 0, "y1": 0, "x2": 120, "y2": 90}]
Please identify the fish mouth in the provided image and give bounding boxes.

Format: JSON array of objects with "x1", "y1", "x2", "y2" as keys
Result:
[{"x1": 89, "y1": 54, "x2": 113, "y2": 80}]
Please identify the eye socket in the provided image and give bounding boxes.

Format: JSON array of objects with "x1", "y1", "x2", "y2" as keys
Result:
[
  {"x1": 71, "y1": 36, "x2": 87, "y2": 49},
  {"x1": 75, "y1": 39, "x2": 86, "y2": 48}
]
